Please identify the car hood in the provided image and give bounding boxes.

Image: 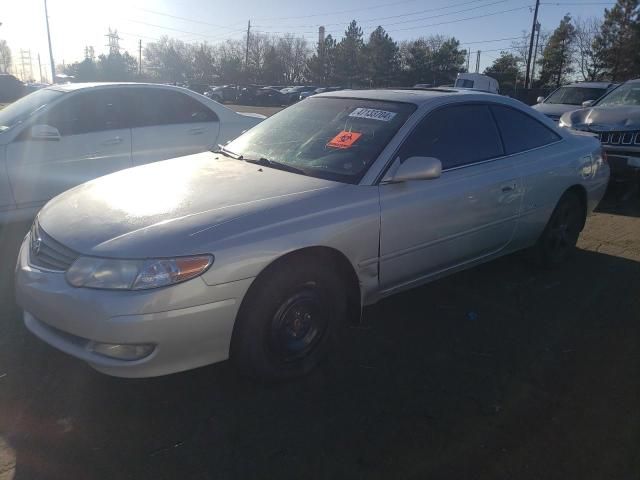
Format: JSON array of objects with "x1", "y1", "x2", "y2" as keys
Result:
[
  {"x1": 531, "y1": 103, "x2": 581, "y2": 117},
  {"x1": 560, "y1": 105, "x2": 640, "y2": 130},
  {"x1": 38, "y1": 153, "x2": 341, "y2": 257}
]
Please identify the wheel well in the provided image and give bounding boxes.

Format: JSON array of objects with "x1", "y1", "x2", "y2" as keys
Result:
[
  {"x1": 243, "y1": 247, "x2": 362, "y2": 323},
  {"x1": 565, "y1": 184, "x2": 588, "y2": 230}
]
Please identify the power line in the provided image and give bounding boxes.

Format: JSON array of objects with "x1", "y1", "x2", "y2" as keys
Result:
[
  {"x1": 254, "y1": 0, "x2": 518, "y2": 29},
  {"x1": 133, "y1": 7, "x2": 246, "y2": 30},
  {"x1": 253, "y1": 4, "x2": 532, "y2": 36}
]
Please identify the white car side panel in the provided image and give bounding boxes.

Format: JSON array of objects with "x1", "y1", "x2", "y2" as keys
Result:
[
  {"x1": 131, "y1": 121, "x2": 220, "y2": 167},
  {"x1": 6, "y1": 129, "x2": 132, "y2": 207}
]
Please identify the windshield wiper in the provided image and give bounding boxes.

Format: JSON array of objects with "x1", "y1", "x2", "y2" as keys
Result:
[
  {"x1": 214, "y1": 144, "x2": 243, "y2": 159},
  {"x1": 244, "y1": 157, "x2": 306, "y2": 175}
]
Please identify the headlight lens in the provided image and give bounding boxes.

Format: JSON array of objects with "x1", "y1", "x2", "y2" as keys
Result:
[
  {"x1": 558, "y1": 118, "x2": 568, "y2": 128},
  {"x1": 66, "y1": 255, "x2": 213, "y2": 290}
]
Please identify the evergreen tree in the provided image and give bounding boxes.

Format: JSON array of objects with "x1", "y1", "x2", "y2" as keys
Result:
[
  {"x1": 364, "y1": 26, "x2": 399, "y2": 87},
  {"x1": 334, "y1": 20, "x2": 365, "y2": 87},
  {"x1": 539, "y1": 15, "x2": 576, "y2": 87},
  {"x1": 594, "y1": 0, "x2": 640, "y2": 81},
  {"x1": 306, "y1": 35, "x2": 337, "y2": 85},
  {"x1": 484, "y1": 52, "x2": 521, "y2": 90}
]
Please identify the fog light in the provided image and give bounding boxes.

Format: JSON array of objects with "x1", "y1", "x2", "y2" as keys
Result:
[{"x1": 89, "y1": 342, "x2": 155, "y2": 361}]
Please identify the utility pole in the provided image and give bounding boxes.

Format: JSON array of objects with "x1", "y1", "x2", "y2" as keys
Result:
[
  {"x1": 38, "y1": 53, "x2": 43, "y2": 82},
  {"x1": 245, "y1": 20, "x2": 251, "y2": 69},
  {"x1": 530, "y1": 21, "x2": 541, "y2": 88},
  {"x1": 525, "y1": 0, "x2": 541, "y2": 90},
  {"x1": 138, "y1": 39, "x2": 142, "y2": 76},
  {"x1": 475, "y1": 50, "x2": 481, "y2": 73},
  {"x1": 44, "y1": 0, "x2": 55, "y2": 83},
  {"x1": 466, "y1": 50, "x2": 471, "y2": 72}
]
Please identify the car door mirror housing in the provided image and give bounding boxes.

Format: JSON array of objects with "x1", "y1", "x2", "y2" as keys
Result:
[
  {"x1": 582, "y1": 100, "x2": 595, "y2": 108},
  {"x1": 30, "y1": 124, "x2": 61, "y2": 141},
  {"x1": 389, "y1": 156, "x2": 442, "y2": 183},
  {"x1": 536, "y1": 96, "x2": 545, "y2": 103}
]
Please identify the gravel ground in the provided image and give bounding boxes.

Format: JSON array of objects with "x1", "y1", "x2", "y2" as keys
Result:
[{"x1": 0, "y1": 186, "x2": 639, "y2": 480}]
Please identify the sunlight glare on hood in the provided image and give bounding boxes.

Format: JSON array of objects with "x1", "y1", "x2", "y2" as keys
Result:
[{"x1": 88, "y1": 161, "x2": 198, "y2": 218}]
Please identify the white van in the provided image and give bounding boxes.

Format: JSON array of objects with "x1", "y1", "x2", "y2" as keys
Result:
[{"x1": 454, "y1": 73, "x2": 499, "y2": 94}]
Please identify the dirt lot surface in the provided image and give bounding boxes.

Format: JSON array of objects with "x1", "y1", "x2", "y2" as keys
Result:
[{"x1": 0, "y1": 187, "x2": 639, "y2": 480}]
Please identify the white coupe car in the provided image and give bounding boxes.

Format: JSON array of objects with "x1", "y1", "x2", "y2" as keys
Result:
[{"x1": 0, "y1": 82, "x2": 265, "y2": 223}]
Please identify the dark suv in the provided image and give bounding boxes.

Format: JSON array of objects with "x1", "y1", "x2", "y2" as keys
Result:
[
  {"x1": 0, "y1": 74, "x2": 25, "y2": 102},
  {"x1": 560, "y1": 79, "x2": 640, "y2": 187}
]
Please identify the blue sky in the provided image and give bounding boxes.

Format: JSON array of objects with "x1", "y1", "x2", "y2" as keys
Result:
[{"x1": 3, "y1": 0, "x2": 616, "y2": 82}]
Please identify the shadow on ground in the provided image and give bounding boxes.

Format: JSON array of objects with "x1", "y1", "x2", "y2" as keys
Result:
[{"x1": 1, "y1": 194, "x2": 639, "y2": 480}]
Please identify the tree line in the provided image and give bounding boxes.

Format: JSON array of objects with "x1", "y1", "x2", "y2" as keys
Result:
[{"x1": 54, "y1": 0, "x2": 640, "y2": 89}]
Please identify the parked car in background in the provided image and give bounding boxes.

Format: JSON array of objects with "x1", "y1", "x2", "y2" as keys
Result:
[
  {"x1": 0, "y1": 82, "x2": 265, "y2": 223},
  {"x1": 533, "y1": 82, "x2": 616, "y2": 122},
  {"x1": 299, "y1": 86, "x2": 343, "y2": 101},
  {"x1": 454, "y1": 73, "x2": 499, "y2": 94},
  {"x1": 560, "y1": 78, "x2": 640, "y2": 186},
  {"x1": 205, "y1": 85, "x2": 240, "y2": 103},
  {"x1": 15, "y1": 89, "x2": 608, "y2": 381},
  {"x1": 281, "y1": 85, "x2": 317, "y2": 104},
  {"x1": 0, "y1": 74, "x2": 25, "y2": 102},
  {"x1": 255, "y1": 87, "x2": 289, "y2": 106}
]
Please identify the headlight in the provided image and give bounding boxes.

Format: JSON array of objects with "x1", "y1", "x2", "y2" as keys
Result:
[
  {"x1": 66, "y1": 255, "x2": 213, "y2": 290},
  {"x1": 558, "y1": 118, "x2": 569, "y2": 128}
]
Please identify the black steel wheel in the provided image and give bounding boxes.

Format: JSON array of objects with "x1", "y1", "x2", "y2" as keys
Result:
[
  {"x1": 533, "y1": 191, "x2": 584, "y2": 267},
  {"x1": 231, "y1": 256, "x2": 346, "y2": 381}
]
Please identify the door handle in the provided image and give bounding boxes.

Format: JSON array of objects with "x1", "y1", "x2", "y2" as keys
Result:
[
  {"x1": 188, "y1": 127, "x2": 205, "y2": 135},
  {"x1": 101, "y1": 136, "x2": 123, "y2": 146}
]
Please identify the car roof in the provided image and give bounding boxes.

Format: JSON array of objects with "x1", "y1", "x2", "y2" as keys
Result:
[
  {"x1": 46, "y1": 82, "x2": 186, "y2": 92},
  {"x1": 565, "y1": 82, "x2": 614, "y2": 88},
  {"x1": 314, "y1": 87, "x2": 494, "y2": 105}
]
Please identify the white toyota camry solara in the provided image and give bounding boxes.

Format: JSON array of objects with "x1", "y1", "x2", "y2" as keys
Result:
[{"x1": 15, "y1": 88, "x2": 609, "y2": 380}]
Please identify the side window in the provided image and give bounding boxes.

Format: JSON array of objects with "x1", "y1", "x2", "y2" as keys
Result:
[
  {"x1": 40, "y1": 90, "x2": 127, "y2": 136},
  {"x1": 133, "y1": 89, "x2": 218, "y2": 127},
  {"x1": 490, "y1": 105, "x2": 561, "y2": 155},
  {"x1": 399, "y1": 104, "x2": 504, "y2": 170}
]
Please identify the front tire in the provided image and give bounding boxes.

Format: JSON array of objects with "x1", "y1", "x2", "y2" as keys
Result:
[
  {"x1": 230, "y1": 257, "x2": 347, "y2": 381},
  {"x1": 533, "y1": 191, "x2": 584, "y2": 267}
]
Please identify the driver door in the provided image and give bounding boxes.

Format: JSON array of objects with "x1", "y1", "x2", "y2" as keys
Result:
[
  {"x1": 378, "y1": 103, "x2": 523, "y2": 293},
  {"x1": 6, "y1": 89, "x2": 132, "y2": 208}
]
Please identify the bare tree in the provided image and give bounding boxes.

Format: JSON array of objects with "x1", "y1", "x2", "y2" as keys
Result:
[
  {"x1": 0, "y1": 40, "x2": 12, "y2": 73},
  {"x1": 574, "y1": 17, "x2": 604, "y2": 81},
  {"x1": 277, "y1": 35, "x2": 310, "y2": 84}
]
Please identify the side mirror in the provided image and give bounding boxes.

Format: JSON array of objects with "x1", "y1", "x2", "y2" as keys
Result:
[
  {"x1": 582, "y1": 100, "x2": 595, "y2": 108},
  {"x1": 389, "y1": 156, "x2": 442, "y2": 183},
  {"x1": 30, "y1": 124, "x2": 61, "y2": 141},
  {"x1": 536, "y1": 96, "x2": 545, "y2": 104}
]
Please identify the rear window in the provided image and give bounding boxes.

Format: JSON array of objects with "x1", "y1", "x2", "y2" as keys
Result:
[
  {"x1": 491, "y1": 105, "x2": 561, "y2": 154},
  {"x1": 544, "y1": 86, "x2": 606, "y2": 105},
  {"x1": 224, "y1": 97, "x2": 416, "y2": 184},
  {"x1": 455, "y1": 79, "x2": 474, "y2": 88}
]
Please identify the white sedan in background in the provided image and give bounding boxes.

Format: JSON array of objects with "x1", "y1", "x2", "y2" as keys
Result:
[{"x1": 0, "y1": 82, "x2": 265, "y2": 223}]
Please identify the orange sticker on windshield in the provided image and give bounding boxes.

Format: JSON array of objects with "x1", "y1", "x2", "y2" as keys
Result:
[{"x1": 327, "y1": 130, "x2": 362, "y2": 149}]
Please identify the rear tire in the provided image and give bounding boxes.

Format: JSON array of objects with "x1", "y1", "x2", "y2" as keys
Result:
[
  {"x1": 532, "y1": 191, "x2": 584, "y2": 268},
  {"x1": 230, "y1": 256, "x2": 347, "y2": 381}
]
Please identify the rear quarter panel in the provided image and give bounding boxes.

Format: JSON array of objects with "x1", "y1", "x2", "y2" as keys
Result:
[{"x1": 512, "y1": 131, "x2": 606, "y2": 250}]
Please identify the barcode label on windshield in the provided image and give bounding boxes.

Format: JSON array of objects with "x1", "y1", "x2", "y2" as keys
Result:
[{"x1": 348, "y1": 108, "x2": 397, "y2": 122}]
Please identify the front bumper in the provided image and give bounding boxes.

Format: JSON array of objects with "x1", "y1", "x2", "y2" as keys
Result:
[
  {"x1": 15, "y1": 233, "x2": 254, "y2": 378},
  {"x1": 604, "y1": 149, "x2": 640, "y2": 181}
]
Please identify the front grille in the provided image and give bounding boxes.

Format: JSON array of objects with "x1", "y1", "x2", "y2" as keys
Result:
[
  {"x1": 29, "y1": 221, "x2": 79, "y2": 272},
  {"x1": 597, "y1": 130, "x2": 640, "y2": 146}
]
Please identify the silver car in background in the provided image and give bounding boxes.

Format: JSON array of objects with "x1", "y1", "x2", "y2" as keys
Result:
[{"x1": 15, "y1": 89, "x2": 609, "y2": 380}]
